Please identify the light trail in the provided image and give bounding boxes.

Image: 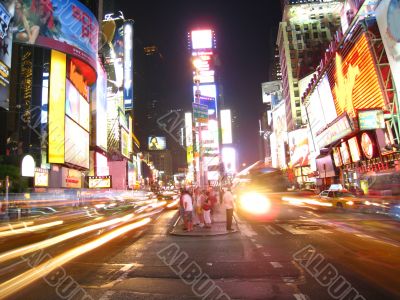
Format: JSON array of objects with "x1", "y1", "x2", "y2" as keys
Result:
[
  {"x1": 0, "y1": 217, "x2": 151, "y2": 299},
  {"x1": 0, "y1": 221, "x2": 64, "y2": 238},
  {"x1": 0, "y1": 214, "x2": 135, "y2": 264},
  {"x1": 0, "y1": 222, "x2": 34, "y2": 233}
]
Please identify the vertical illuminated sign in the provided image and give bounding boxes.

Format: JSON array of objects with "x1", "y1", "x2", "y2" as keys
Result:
[
  {"x1": 221, "y1": 109, "x2": 233, "y2": 144},
  {"x1": 123, "y1": 21, "x2": 134, "y2": 109},
  {"x1": 48, "y1": 50, "x2": 66, "y2": 163},
  {"x1": 185, "y1": 112, "x2": 193, "y2": 164}
]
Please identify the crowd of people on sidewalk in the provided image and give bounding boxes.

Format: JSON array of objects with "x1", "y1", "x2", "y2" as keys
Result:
[{"x1": 179, "y1": 186, "x2": 235, "y2": 232}]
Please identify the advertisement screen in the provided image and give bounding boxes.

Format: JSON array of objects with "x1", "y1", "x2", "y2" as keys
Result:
[
  {"x1": 185, "y1": 113, "x2": 193, "y2": 164},
  {"x1": 376, "y1": 0, "x2": 400, "y2": 106},
  {"x1": 358, "y1": 109, "x2": 385, "y2": 130},
  {"x1": 12, "y1": 0, "x2": 98, "y2": 69},
  {"x1": 331, "y1": 34, "x2": 386, "y2": 118},
  {"x1": 191, "y1": 30, "x2": 213, "y2": 50},
  {"x1": 48, "y1": 50, "x2": 66, "y2": 164},
  {"x1": 65, "y1": 116, "x2": 89, "y2": 169},
  {"x1": 65, "y1": 79, "x2": 89, "y2": 131},
  {"x1": 193, "y1": 84, "x2": 217, "y2": 101},
  {"x1": 332, "y1": 147, "x2": 342, "y2": 167},
  {"x1": 0, "y1": 0, "x2": 15, "y2": 110},
  {"x1": 348, "y1": 136, "x2": 361, "y2": 162},
  {"x1": 95, "y1": 61, "x2": 108, "y2": 150},
  {"x1": 340, "y1": 142, "x2": 351, "y2": 165},
  {"x1": 96, "y1": 152, "x2": 109, "y2": 176},
  {"x1": 121, "y1": 128, "x2": 130, "y2": 158},
  {"x1": 221, "y1": 109, "x2": 232, "y2": 144},
  {"x1": 88, "y1": 176, "x2": 111, "y2": 189},
  {"x1": 288, "y1": 128, "x2": 310, "y2": 168},
  {"x1": 123, "y1": 21, "x2": 133, "y2": 109},
  {"x1": 148, "y1": 136, "x2": 166, "y2": 151}
]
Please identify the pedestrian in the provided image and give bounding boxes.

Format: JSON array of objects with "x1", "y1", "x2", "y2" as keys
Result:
[
  {"x1": 202, "y1": 196, "x2": 212, "y2": 228},
  {"x1": 208, "y1": 188, "x2": 218, "y2": 222},
  {"x1": 223, "y1": 187, "x2": 234, "y2": 231},
  {"x1": 192, "y1": 188, "x2": 201, "y2": 226},
  {"x1": 182, "y1": 189, "x2": 194, "y2": 232}
]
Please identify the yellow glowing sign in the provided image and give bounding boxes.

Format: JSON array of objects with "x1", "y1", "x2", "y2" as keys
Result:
[
  {"x1": 48, "y1": 51, "x2": 66, "y2": 164},
  {"x1": 334, "y1": 53, "x2": 360, "y2": 117}
]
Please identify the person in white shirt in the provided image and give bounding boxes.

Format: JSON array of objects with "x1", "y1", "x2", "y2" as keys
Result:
[
  {"x1": 182, "y1": 190, "x2": 194, "y2": 232},
  {"x1": 223, "y1": 188, "x2": 235, "y2": 231}
]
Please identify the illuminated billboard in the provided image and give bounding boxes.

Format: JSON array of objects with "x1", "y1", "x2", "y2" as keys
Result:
[
  {"x1": 221, "y1": 109, "x2": 233, "y2": 144},
  {"x1": 331, "y1": 34, "x2": 386, "y2": 118},
  {"x1": 348, "y1": 137, "x2": 361, "y2": 162},
  {"x1": 88, "y1": 176, "x2": 112, "y2": 189},
  {"x1": 65, "y1": 116, "x2": 89, "y2": 169},
  {"x1": 121, "y1": 128, "x2": 130, "y2": 158},
  {"x1": 222, "y1": 147, "x2": 237, "y2": 174},
  {"x1": 199, "y1": 96, "x2": 217, "y2": 120},
  {"x1": 191, "y1": 30, "x2": 213, "y2": 50},
  {"x1": 13, "y1": 0, "x2": 98, "y2": 69},
  {"x1": 123, "y1": 21, "x2": 133, "y2": 109},
  {"x1": 376, "y1": 0, "x2": 400, "y2": 106},
  {"x1": 288, "y1": 128, "x2": 310, "y2": 168},
  {"x1": 95, "y1": 61, "x2": 108, "y2": 150},
  {"x1": 148, "y1": 136, "x2": 167, "y2": 151},
  {"x1": 0, "y1": 0, "x2": 15, "y2": 110},
  {"x1": 185, "y1": 112, "x2": 193, "y2": 164},
  {"x1": 65, "y1": 80, "x2": 89, "y2": 131},
  {"x1": 272, "y1": 102, "x2": 287, "y2": 168},
  {"x1": 358, "y1": 109, "x2": 385, "y2": 130},
  {"x1": 48, "y1": 50, "x2": 66, "y2": 164}
]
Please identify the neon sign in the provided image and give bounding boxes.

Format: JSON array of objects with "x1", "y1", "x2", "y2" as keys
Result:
[{"x1": 331, "y1": 34, "x2": 386, "y2": 117}]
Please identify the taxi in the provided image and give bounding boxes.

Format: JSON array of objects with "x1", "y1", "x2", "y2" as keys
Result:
[{"x1": 317, "y1": 189, "x2": 363, "y2": 209}]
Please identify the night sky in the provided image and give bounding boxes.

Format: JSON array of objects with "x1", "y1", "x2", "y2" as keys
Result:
[{"x1": 112, "y1": 0, "x2": 282, "y2": 167}]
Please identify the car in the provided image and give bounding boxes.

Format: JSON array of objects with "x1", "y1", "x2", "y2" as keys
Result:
[
  {"x1": 317, "y1": 190, "x2": 363, "y2": 209},
  {"x1": 157, "y1": 192, "x2": 180, "y2": 209}
]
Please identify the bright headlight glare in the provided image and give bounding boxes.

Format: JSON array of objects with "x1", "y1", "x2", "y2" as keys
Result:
[
  {"x1": 346, "y1": 201, "x2": 354, "y2": 206},
  {"x1": 240, "y1": 193, "x2": 271, "y2": 214}
]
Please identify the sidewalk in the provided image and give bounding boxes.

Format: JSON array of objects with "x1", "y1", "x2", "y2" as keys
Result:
[{"x1": 169, "y1": 203, "x2": 238, "y2": 236}]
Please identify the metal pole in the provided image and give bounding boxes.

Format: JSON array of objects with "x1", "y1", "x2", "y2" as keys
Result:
[
  {"x1": 194, "y1": 68, "x2": 204, "y2": 188},
  {"x1": 5, "y1": 176, "x2": 9, "y2": 207}
]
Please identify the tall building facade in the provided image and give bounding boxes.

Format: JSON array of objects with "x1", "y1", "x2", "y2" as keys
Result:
[{"x1": 277, "y1": 0, "x2": 343, "y2": 130}]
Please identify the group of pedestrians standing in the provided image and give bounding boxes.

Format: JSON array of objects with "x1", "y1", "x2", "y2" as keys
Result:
[{"x1": 179, "y1": 186, "x2": 234, "y2": 232}]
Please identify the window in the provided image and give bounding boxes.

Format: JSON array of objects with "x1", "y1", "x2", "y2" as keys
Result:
[
  {"x1": 305, "y1": 33, "x2": 310, "y2": 40},
  {"x1": 312, "y1": 23, "x2": 317, "y2": 30},
  {"x1": 296, "y1": 110, "x2": 301, "y2": 117},
  {"x1": 313, "y1": 32, "x2": 319, "y2": 39},
  {"x1": 322, "y1": 31, "x2": 327, "y2": 38},
  {"x1": 296, "y1": 34, "x2": 302, "y2": 40},
  {"x1": 295, "y1": 100, "x2": 300, "y2": 107},
  {"x1": 295, "y1": 25, "x2": 300, "y2": 31},
  {"x1": 304, "y1": 25, "x2": 309, "y2": 30},
  {"x1": 294, "y1": 90, "x2": 299, "y2": 97}
]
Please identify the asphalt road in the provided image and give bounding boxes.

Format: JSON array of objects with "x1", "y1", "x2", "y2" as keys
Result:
[{"x1": 4, "y1": 201, "x2": 400, "y2": 300}]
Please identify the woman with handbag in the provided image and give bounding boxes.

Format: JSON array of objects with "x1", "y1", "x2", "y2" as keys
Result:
[{"x1": 202, "y1": 196, "x2": 212, "y2": 228}]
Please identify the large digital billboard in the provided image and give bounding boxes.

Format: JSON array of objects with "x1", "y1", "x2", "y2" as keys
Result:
[
  {"x1": 376, "y1": 0, "x2": 400, "y2": 106},
  {"x1": 331, "y1": 34, "x2": 386, "y2": 118},
  {"x1": 121, "y1": 128, "x2": 130, "y2": 158},
  {"x1": 95, "y1": 62, "x2": 108, "y2": 150},
  {"x1": 65, "y1": 116, "x2": 89, "y2": 169},
  {"x1": 65, "y1": 79, "x2": 89, "y2": 131},
  {"x1": 191, "y1": 30, "x2": 213, "y2": 50},
  {"x1": 48, "y1": 50, "x2": 66, "y2": 164},
  {"x1": 221, "y1": 109, "x2": 232, "y2": 144},
  {"x1": 0, "y1": 0, "x2": 15, "y2": 110},
  {"x1": 123, "y1": 21, "x2": 133, "y2": 109},
  {"x1": 13, "y1": 0, "x2": 98, "y2": 69},
  {"x1": 148, "y1": 136, "x2": 166, "y2": 151},
  {"x1": 288, "y1": 128, "x2": 310, "y2": 168}
]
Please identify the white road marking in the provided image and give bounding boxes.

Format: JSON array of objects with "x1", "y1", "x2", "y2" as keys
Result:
[
  {"x1": 99, "y1": 290, "x2": 115, "y2": 300},
  {"x1": 306, "y1": 211, "x2": 321, "y2": 218},
  {"x1": 293, "y1": 293, "x2": 308, "y2": 300},
  {"x1": 255, "y1": 243, "x2": 263, "y2": 249},
  {"x1": 135, "y1": 252, "x2": 143, "y2": 258},
  {"x1": 263, "y1": 225, "x2": 282, "y2": 235},
  {"x1": 239, "y1": 223, "x2": 258, "y2": 238},
  {"x1": 270, "y1": 262, "x2": 283, "y2": 268},
  {"x1": 262, "y1": 251, "x2": 271, "y2": 257}
]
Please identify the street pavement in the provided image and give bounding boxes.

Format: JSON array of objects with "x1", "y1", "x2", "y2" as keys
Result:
[{"x1": 4, "y1": 200, "x2": 400, "y2": 300}]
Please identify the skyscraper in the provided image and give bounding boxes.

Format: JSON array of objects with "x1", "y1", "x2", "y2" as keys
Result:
[{"x1": 277, "y1": 0, "x2": 343, "y2": 130}]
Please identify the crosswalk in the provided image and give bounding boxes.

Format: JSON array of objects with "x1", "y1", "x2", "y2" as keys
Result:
[{"x1": 260, "y1": 224, "x2": 334, "y2": 235}]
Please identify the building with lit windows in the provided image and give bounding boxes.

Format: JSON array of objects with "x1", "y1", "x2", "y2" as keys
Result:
[{"x1": 277, "y1": 0, "x2": 343, "y2": 130}]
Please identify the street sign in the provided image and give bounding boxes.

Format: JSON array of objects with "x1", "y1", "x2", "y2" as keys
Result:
[{"x1": 192, "y1": 103, "x2": 208, "y2": 123}]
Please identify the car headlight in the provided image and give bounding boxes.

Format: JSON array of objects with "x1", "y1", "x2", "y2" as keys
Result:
[
  {"x1": 240, "y1": 192, "x2": 271, "y2": 214},
  {"x1": 346, "y1": 200, "x2": 354, "y2": 206}
]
